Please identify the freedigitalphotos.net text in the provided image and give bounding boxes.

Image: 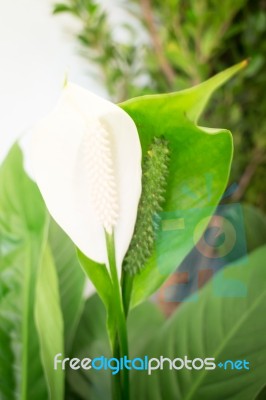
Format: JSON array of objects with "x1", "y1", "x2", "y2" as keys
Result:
[{"x1": 54, "y1": 354, "x2": 250, "y2": 375}]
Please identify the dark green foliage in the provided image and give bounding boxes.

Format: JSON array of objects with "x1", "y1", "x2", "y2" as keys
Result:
[{"x1": 123, "y1": 137, "x2": 170, "y2": 274}]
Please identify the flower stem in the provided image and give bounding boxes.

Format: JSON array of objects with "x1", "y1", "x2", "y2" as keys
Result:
[
  {"x1": 105, "y1": 232, "x2": 130, "y2": 400},
  {"x1": 112, "y1": 336, "x2": 122, "y2": 400},
  {"x1": 122, "y1": 271, "x2": 134, "y2": 317}
]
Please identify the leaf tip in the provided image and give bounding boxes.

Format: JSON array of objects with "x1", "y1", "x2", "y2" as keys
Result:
[{"x1": 240, "y1": 59, "x2": 249, "y2": 69}]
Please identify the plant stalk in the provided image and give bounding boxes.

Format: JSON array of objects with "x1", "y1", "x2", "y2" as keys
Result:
[
  {"x1": 122, "y1": 271, "x2": 134, "y2": 317},
  {"x1": 105, "y1": 232, "x2": 130, "y2": 400}
]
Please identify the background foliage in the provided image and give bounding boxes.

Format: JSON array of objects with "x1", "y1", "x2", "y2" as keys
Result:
[{"x1": 53, "y1": 0, "x2": 266, "y2": 211}]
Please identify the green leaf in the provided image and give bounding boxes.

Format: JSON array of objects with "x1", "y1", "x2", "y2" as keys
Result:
[
  {"x1": 127, "y1": 301, "x2": 164, "y2": 358},
  {"x1": 256, "y1": 385, "x2": 266, "y2": 400},
  {"x1": 242, "y1": 204, "x2": 266, "y2": 253},
  {"x1": 0, "y1": 145, "x2": 48, "y2": 399},
  {"x1": 35, "y1": 244, "x2": 65, "y2": 400},
  {"x1": 67, "y1": 294, "x2": 164, "y2": 400},
  {"x1": 49, "y1": 219, "x2": 86, "y2": 353},
  {"x1": 67, "y1": 294, "x2": 111, "y2": 400},
  {"x1": 77, "y1": 251, "x2": 112, "y2": 312},
  {"x1": 209, "y1": 203, "x2": 266, "y2": 264},
  {"x1": 53, "y1": 4, "x2": 73, "y2": 14},
  {"x1": 133, "y1": 246, "x2": 266, "y2": 400},
  {"x1": 120, "y1": 62, "x2": 246, "y2": 308},
  {"x1": 77, "y1": 250, "x2": 116, "y2": 343}
]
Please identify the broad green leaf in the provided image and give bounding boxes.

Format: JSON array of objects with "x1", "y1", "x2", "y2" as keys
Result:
[
  {"x1": 256, "y1": 385, "x2": 266, "y2": 400},
  {"x1": 67, "y1": 294, "x2": 164, "y2": 400},
  {"x1": 212, "y1": 203, "x2": 266, "y2": 259},
  {"x1": 133, "y1": 246, "x2": 266, "y2": 400},
  {"x1": 120, "y1": 61, "x2": 246, "y2": 308},
  {"x1": 212, "y1": 203, "x2": 266, "y2": 261},
  {"x1": 77, "y1": 250, "x2": 116, "y2": 343},
  {"x1": 0, "y1": 145, "x2": 48, "y2": 399},
  {"x1": 35, "y1": 244, "x2": 65, "y2": 400},
  {"x1": 49, "y1": 219, "x2": 86, "y2": 353},
  {"x1": 182, "y1": 61, "x2": 248, "y2": 123},
  {"x1": 67, "y1": 294, "x2": 111, "y2": 400},
  {"x1": 77, "y1": 251, "x2": 112, "y2": 312},
  {"x1": 242, "y1": 204, "x2": 266, "y2": 253},
  {"x1": 127, "y1": 300, "x2": 164, "y2": 358}
]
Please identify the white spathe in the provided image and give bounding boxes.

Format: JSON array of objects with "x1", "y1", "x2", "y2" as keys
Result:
[{"x1": 31, "y1": 83, "x2": 142, "y2": 275}]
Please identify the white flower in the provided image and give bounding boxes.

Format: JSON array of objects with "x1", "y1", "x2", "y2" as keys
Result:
[{"x1": 31, "y1": 83, "x2": 142, "y2": 275}]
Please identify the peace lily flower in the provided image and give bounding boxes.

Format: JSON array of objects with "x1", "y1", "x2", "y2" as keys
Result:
[{"x1": 31, "y1": 83, "x2": 142, "y2": 276}]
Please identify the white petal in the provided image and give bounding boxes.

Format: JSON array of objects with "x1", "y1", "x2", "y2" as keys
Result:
[{"x1": 31, "y1": 83, "x2": 142, "y2": 276}]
